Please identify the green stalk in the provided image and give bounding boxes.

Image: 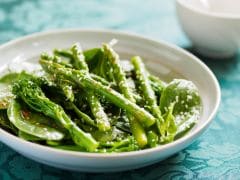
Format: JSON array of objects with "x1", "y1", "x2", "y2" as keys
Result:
[
  {"x1": 12, "y1": 79, "x2": 98, "y2": 151},
  {"x1": 40, "y1": 60, "x2": 156, "y2": 128},
  {"x1": 131, "y1": 56, "x2": 164, "y2": 136},
  {"x1": 103, "y1": 44, "x2": 147, "y2": 148},
  {"x1": 71, "y1": 44, "x2": 110, "y2": 131},
  {"x1": 67, "y1": 102, "x2": 96, "y2": 127}
]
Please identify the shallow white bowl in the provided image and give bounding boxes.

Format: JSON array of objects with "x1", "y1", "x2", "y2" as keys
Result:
[
  {"x1": 176, "y1": 0, "x2": 240, "y2": 58},
  {"x1": 0, "y1": 29, "x2": 221, "y2": 172}
]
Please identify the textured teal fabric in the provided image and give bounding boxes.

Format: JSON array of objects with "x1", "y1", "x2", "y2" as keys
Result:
[{"x1": 0, "y1": 0, "x2": 239, "y2": 179}]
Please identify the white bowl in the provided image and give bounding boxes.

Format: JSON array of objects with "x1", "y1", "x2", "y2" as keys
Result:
[
  {"x1": 176, "y1": 0, "x2": 240, "y2": 58},
  {"x1": 0, "y1": 29, "x2": 221, "y2": 172}
]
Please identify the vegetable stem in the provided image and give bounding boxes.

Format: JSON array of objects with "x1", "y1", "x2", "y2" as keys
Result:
[
  {"x1": 71, "y1": 44, "x2": 111, "y2": 131},
  {"x1": 131, "y1": 56, "x2": 164, "y2": 136},
  {"x1": 12, "y1": 79, "x2": 98, "y2": 151},
  {"x1": 103, "y1": 44, "x2": 147, "y2": 148},
  {"x1": 40, "y1": 59, "x2": 156, "y2": 128}
]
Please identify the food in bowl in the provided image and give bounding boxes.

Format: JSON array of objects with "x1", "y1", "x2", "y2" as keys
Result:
[{"x1": 0, "y1": 40, "x2": 201, "y2": 153}]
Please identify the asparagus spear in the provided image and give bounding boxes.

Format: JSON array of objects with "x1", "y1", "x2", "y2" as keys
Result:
[
  {"x1": 65, "y1": 101, "x2": 96, "y2": 127},
  {"x1": 103, "y1": 44, "x2": 147, "y2": 148},
  {"x1": 53, "y1": 49, "x2": 112, "y2": 86},
  {"x1": 59, "y1": 79, "x2": 74, "y2": 102},
  {"x1": 71, "y1": 43, "x2": 110, "y2": 132},
  {"x1": 53, "y1": 49, "x2": 73, "y2": 60},
  {"x1": 54, "y1": 47, "x2": 101, "y2": 65},
  {"x1": 43, "y1": 50, "x2": 110, "y2": 131},
  {"x1": 103, "y1": 44, "x2": 134, "y2": 101},
  {"x1": 131, "y1": 56, "x2": 165, "y2": 136},
  {"x1": 85, "y1": 91, "x2": 110, "y2": 131},
  {"x1": 41, "y1": 53, "x2": 76, "y2": 102},
  {"x1": 90, "y1": 73, "x2": 112, "y2": 86},
  {"x1": 12, "y1": 79, "x2": 98, "y2": 151},
  {"x1": 39, "y1": 59, "x2": 156, "y2": 128},
  {"x1": 71, "y1": 43, "x2": 89, "y2": 71}
]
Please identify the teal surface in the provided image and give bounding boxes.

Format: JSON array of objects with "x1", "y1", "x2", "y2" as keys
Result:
[{"x1": 0, "y1": 0, "x2": 239, "y2": 179}]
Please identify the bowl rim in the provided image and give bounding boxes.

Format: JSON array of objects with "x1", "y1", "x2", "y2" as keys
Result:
[
  {"x1": 0, "y1": 28, "x2": 221, "y2": 158},
  {"x1": 177, "y1": 0, "x2": 240, "y2": 19}
]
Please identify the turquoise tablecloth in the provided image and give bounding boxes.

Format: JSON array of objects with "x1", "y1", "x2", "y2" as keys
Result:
[{"x1": 0, "y1": 0, "x2": 239, "y2": 179}]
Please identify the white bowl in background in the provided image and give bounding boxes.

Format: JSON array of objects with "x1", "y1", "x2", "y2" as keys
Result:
[
  {"x1": 0, "y1": 29, "x2": 221, "y2": 172},
  {"x1": 176, "y1": 0, "x2": 240, "y2": 58}
]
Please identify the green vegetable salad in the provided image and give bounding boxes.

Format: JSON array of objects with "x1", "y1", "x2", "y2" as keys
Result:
[{"x1": 0, "y1": 40, "x2": 201, "y2": 152}]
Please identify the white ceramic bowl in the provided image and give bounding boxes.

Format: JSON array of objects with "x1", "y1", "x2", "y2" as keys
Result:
[
  {"x1": 0, "y1": 29, "x2": 220, "y2": 172},
  {"x1": 176, "y1": 0, "x2": 240, "y2": 58}
]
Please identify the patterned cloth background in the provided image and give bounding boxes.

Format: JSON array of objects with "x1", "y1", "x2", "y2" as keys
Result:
[{"x1": 0, "y1": 0, "x2": 240, "y2": 179}]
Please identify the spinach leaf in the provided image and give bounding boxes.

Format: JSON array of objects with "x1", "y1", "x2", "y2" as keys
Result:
[{"x1": 160, "y1": 79, "x2": 201, "y2": 139}]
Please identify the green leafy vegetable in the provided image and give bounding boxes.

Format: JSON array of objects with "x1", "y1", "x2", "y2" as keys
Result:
[
  {"x1": 160, "y1": 79, "x2": 201, "y2": 115},
  {"x1": 160, "y1": 79, "x2": 201, "y2": 140},
  {"x1": 12, "y1": 79, "x2": 98, "y2": 151},
  {"x1": 0, "y1": 41, "x2": 201, "y2": 153}
]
